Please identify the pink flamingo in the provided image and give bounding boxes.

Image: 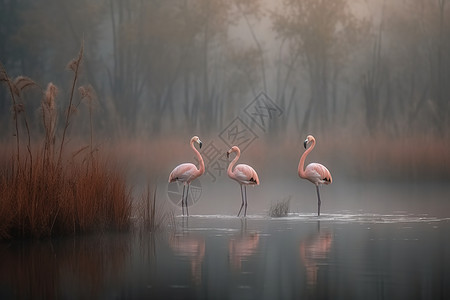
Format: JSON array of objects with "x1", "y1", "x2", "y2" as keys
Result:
[
  {"x1": 168, "y1": 136, "x2": 205, "y2": 216},
  {"x1": 298, "y1": 135, "x2": 332, "y2": 216},
  {"x1": 227, "y1": 146, "x2": 260, "y2": 217}
]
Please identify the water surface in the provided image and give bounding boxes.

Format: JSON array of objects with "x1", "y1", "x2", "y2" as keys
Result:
[{"x1": 1, "y1": 213, "x2": 449, "y2": 299}]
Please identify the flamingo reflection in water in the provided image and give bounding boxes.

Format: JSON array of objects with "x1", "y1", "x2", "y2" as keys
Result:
[
  {"x1": 228, "y1": 220, "x2": 260, "y2": 271},
  {"x1": 169, "y1": 233, "x2": 205, "y2": 285},
  {"x1": 299, "y1": 229, "x2": 333, "y2": 286}
]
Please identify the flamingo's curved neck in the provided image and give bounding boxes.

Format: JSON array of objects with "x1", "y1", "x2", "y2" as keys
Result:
[
  {"x1": 227, "y1": 149, "x2": 240, "y2": 177},
  {"x1": 298, "y1": 139, "x2": 315, "y2": 179},
  {"x1": 191, "y1": 140, "x2": 205, "y2": 176}
]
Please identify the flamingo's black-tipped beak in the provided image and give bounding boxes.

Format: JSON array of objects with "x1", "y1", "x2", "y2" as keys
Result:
[
  {"x1": 226, "y1": 151, "x2": 230, "y2": 159},
  {"x1": 199, "y1": 141, "x2": 202, "y2": 149},
  {"x1": 304, "y1": 139, "x2": 308, "y2": 149}
]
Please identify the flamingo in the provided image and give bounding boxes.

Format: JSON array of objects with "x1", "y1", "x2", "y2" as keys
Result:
[
  {"x1": 168, "y1": 136, "x2": 205, "y2": 216},
  {"x1": 226, "y1": 146, "x2": 260, "y2": 217},
  {"x1": 298, "y1": 135, "x2": 332, "y2": 216}
]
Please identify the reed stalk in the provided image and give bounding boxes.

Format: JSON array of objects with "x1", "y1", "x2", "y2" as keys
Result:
[
  {"x1": 0, "y1": 43, "x2": 132, "y2": 239},
  {"x1": 58, "y1": 41, "x2": 84, "y2": 166}
]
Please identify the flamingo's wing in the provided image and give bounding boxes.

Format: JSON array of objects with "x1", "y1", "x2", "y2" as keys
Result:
[
  {"x1": 169, "y1": 163, "x2": 198, "y2": 183},
  {"x1": 305, "y1": 163, "x2": 332, "y2": 185},
  {"x1": 234, "y1": 164, "x2": 260, "y2": 185}
]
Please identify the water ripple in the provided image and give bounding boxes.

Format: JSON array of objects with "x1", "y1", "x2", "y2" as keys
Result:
[{"x1": 179, "y1": 213, "x2": 450, "y2": 224}]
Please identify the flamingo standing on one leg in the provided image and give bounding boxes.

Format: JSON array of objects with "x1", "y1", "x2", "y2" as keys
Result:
[
  {"x1": 227, "y1": 146, "x2": 260, "y2": 217},
  {"x1": 298, "y1": 135, "x2": 332, "y2": 216},
  {"x1": 168, "y1": 136, "x2": 205, "y2": 216}
]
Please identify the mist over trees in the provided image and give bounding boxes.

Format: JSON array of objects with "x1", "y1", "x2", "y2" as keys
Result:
[{"x1": 1, "y1": 0, "x2": 449, "y2": 139}]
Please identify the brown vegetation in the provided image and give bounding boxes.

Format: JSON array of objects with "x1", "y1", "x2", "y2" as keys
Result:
[
  {"x1": 0, "y1": 44, "x2": 132, "y2": 239},
  {"x1": 0, "y1": 152, "x2": 132, "y2": 239}
]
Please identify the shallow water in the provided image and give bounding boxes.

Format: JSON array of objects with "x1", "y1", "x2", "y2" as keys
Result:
[{"x1": 1, "y1": 213, "x2": 449, "y2": 299}]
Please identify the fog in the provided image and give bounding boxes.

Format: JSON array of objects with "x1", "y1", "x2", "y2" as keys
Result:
[{"x1": 1, "y1": 0, "x2": 450, "y2": 216}]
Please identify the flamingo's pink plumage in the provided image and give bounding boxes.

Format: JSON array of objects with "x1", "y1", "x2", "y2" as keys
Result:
[
  {"x1": 227, "y1": 146, "x2": 259, "y2": 217},
  {"x1": 168, "y1": 136, "x2": 205, "y2": 216},
  {"x1": 169, "y1": 163, "x2": 200, "y2": 184},
  {"x1": 298, "y1": 135, "x2": 332, "y2": 216}
]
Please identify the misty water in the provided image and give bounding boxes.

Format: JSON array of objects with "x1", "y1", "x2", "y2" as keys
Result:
[{"x1": 1, "y1": 182, "x2": 449, "y2": 299}]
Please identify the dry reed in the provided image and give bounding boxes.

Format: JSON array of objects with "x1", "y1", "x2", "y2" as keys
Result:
[
  {"x1": 0, "y1": 43, "x2": 132, "y2": 239},
  {"x1": 137, "y1": 185, "x2": 175, "y2": 233}
]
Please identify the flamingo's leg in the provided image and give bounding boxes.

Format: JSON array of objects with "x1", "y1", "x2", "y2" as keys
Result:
[
  {"x1": 316, "y1": 185, "x2": 321, "y2": 216},
  {"x1": 186, "y1": 184, "x2": 190, "y2": 217},
  {"x1": 237, "y1": 185, "x2": 244, "y2": 217},
  {"x1": 181, "y1": 185, "x2": 186, "y2": 216},
  {"x1": 244, "y1": 185, "x2": 248, "y2": 217}
]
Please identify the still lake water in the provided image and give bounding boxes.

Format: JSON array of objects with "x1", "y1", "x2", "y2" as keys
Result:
[{"x1": 1, "y1": 213, "x2": 449, "y2": 299}]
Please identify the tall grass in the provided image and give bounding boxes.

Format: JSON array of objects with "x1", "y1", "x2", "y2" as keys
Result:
[
  {"x1": 137, "y1": 185, "x2": 175, "y2": 233},
  {"x1": 0, "y1": 44, "x2": 132, "y2": 239}
]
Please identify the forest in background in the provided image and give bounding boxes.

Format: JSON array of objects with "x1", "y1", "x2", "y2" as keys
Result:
[
  {"x1": 1, "y1": 0, "x2": 449, "y2": 139},
  {"x1": 0, "y1": 0, "x2": 449, "y2": 237}
]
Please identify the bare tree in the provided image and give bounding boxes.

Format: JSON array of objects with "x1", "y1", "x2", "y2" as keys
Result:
[{"x1": 272, "y1": 0, "x2": 365, "y2": 133}]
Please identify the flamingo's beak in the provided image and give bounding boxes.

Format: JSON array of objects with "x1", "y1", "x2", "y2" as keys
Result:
[
  {"x1": 226, "y1": 151, "x2": 230, "y2": 158},
  {"x1": 199, "y1": 141, "x2": 202, "y2": 149},
  {"x1": 304, "y1": 139, "x2": 308, "y2": 149}
]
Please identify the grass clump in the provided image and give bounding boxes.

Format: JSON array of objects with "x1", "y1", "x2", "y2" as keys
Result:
[
  {"x1": 269, "y1": 196, "x2": 291, "y2": 218},
  {"x1": 0, "y1": 156, "x2": 132, "y2": 238},
  {"x1": 0, "y1": 43, "x2": 132, "y2": 239}
]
